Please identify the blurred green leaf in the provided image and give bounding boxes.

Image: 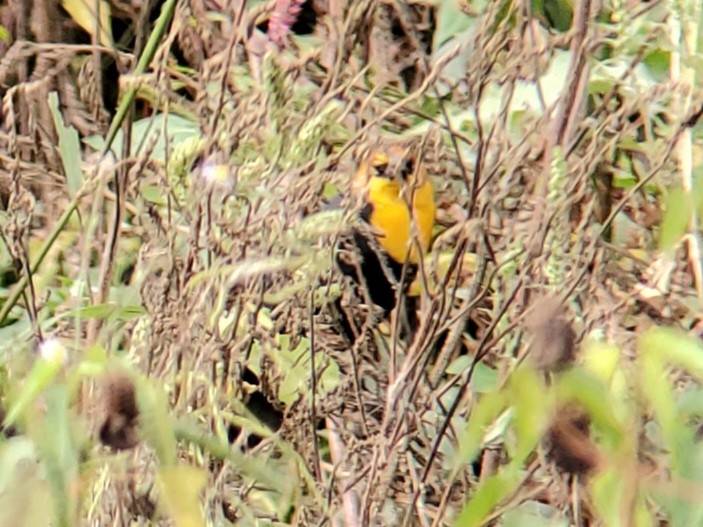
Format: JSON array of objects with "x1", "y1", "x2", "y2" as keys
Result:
[
  {"x1": 659, "y1": 187, "x2": 692, "y2": 252},
  {"x1": 501, "y1": 500, "x2": 568, "y2": 527},
  {"x1": 84, "y1": 114, "x2": 200, "y2": 162},
  {"x1": 48, "y1": 92, "x2": 82, "y2": 198},
  {"x1": 158, "y1": 465, "x2": 207, "y2": 527},
  {"x1": 590, "y1": 467, "x2": 632, "y2": 527},
  {"x1": 531, "y1": 0, "x2": 545, "y2": 17},
  {"x1": 447, "y1": 357, "x2": 499, "y2": 393},
  {"x1": 31, "y1": 385, "x2": 78, "y2": 527},
  {"x1": 431, "y1": 0, "x2": 475, "y2": 89},
  {"x1": 137, "y1": 377, "x2": 177, "y2": 465},
  {"x1": 74, "y1": 344, "x2": 108, "y2": 379},
  {"x1": 322, "y1": 182, "x2": 339, "y2": 200},
  {"x1": 433, "y1": 0, "x2": 474, "y2": 50},
  {"x1": 677, "y1": 387, "x2": 703, "y2": 417},
  {"x1": 0, "y1": 437, "x2": 52, "y2": 527},
  {"x1": 508, "y1": 368, "x2": 549, "y2": 464},
  {"x1": 458, "y1": 390, "x2": 508, "y2": 466},
  {"x1": 0, "y1": 436, "x2": 37, "y2": 493},
  {"x1": 694, "y1": 176, "x2": 703, "y2": 219},
  {"x1": 479, "y1": 50, "x2": 571, "y2": 125},
  {"x1": 542, "y1": 0, "x2": 573, "y2": 31},
  {"x1": 639, "y1": 328, "x2": 703, "y2": 480},
  {"x1": 454, "y1": 468, "x2": 522, "y2": 527},
  {"x1": 274, "y1": 335, "x2": 340, "y2": 406},
  {"x1": 641, "y1": 327, "x2": 703, "y2": 380},
  {"x1": 140, "y1": 184, "x2": 166, "y2": 205},
  {"x1": 3, "y1": 357, "x2": 64, "y2": 428},
  {"x1": 589, "y1": 77, "x2": 616, "y2": 96},
  {"x1": 71, "y1": 303, "x2": 146, "y2": 320},
  {"x1": 644, "y1": 49, "x2": 670, "y2": 81}
]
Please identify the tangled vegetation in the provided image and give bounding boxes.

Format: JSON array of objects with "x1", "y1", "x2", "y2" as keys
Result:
[{"x1": 2, "y1": 0, "x2": 703, "y2": 526}]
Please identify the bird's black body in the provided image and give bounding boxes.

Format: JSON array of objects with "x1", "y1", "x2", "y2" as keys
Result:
[{"x1": 335, "y1": 224, "x2": 419, "y2": 342}]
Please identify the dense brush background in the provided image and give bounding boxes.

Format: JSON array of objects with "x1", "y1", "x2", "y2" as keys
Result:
[{"x1": 2, "y1": 0, "x2": 703, "y2": 526}]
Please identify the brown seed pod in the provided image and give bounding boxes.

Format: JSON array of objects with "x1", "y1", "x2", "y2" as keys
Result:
[
  {"x1": 547, "y1": 404, "x2": 600, "y2": 476},
  {"x1": 525, "y1": 296, "x2": 577, "y2": 372},
  {"x1": 99, "y1": 369, "x2": 140, "y2": 450}
]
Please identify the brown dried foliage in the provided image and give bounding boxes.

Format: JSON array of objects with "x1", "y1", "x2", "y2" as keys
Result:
[{"x1": 0, "y1": 0, "x2": 695, "y2": 526}]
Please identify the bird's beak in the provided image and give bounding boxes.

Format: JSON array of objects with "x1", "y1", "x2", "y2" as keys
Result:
[
  {"x1": 369, "y1": 151, "x2": 392, "y2": 178},
  {"x1": 386, "y1": 149, "x2": 416, "y2": 183}
]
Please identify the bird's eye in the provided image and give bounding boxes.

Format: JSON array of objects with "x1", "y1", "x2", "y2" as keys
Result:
[
  {"x1": 400, "y1": 158, "x2": 415, "y2": 180},
  {"x1": 373, "y1": 162, "x2": 388, "y2": 176}
]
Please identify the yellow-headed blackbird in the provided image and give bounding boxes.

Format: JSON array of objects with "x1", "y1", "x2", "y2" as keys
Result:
[{"x1": 337, "y1": 144, "x2": 435, "y2": 325}]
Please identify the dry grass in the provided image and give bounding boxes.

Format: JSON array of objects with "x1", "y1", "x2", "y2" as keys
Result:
[{"x1": 0, "y1": 1, "x2": 703, "y2": 526}]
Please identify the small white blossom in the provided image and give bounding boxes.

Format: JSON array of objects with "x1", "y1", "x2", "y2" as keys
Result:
[
  {"x1": 199, "y1": 159, "x2": 233, "y2": 191},
  {"x1": 39, "y1": 338, "x2": 68, "y2": 366}
]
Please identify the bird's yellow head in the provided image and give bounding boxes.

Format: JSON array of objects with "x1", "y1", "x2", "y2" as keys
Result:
[
  {"x1": 352, "y1": 145, "x2": 436, "y2": 264},
  {"x1": 371, "y1": 146, "x2": 426, "y2": 182}
]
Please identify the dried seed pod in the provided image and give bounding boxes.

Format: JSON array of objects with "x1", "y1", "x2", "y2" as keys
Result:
[
  {"x1": 99, "y1": 369, "x2": 140, "y2": 450},
  {"x1": 547, "y1": 404, "x2": 600, "y2": 476},
  {"x1": 526, "y1": 296, "x2": 577, "y2": 372}
]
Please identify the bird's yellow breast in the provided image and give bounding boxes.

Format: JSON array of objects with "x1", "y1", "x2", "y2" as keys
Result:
[{"x1": 366, "y1": 176, "x2": 435, "y2": 265}]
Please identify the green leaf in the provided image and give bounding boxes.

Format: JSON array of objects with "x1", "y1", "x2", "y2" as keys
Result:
[
  {"x1": 137, "y1": 378, "x2": 177, "y2": 465},
  {"x1": 433, "y1": 0, "x2": 475, "y2": 50},
  {"x1": 71, "y1": 303, "x2": 146, "y2": 320},
  {"x1": 659, "y1": 187, "x2": 691, "y2": 252},
  {"x1": 638, "y1": 328, "x2": 703, "y2": 478},
  {"x1": 457, "y1": 391, "x2": 508, "y2": 465},
  {"x1": 273, "y1": 336, "x2": 340, "y2": 406},
  {"x1": 322, "y1": 182, "x2": 339, "y2": 200},
  {"x1": 84, "y1": 114, "x2": 199, "y2": 162},
  {"x1": 48, "y1": 92, "x2": 82, "y2": 198},
  {"x1": 543, "y1": 0, "x2": 573, "y2": 31},
  {"x1": 589, "y1": 78, "x2": 616, "y2": 96},
  {"x1": 0, "y1": 437, "x2": 36, "y2": 493},
  {"x1": 454, "y1": 468, "x2": 522, "y2": 527},
  {"x1": 531, "y1": 0, "x2": 545, "y2": 18},
  {"x1": 3, "y1": 358, "x2": 64, "y2": 428},
  {"x1": 641, "y1": 328, "x2": 703, "y2": 388},
  {"x1": 31, "y1": 385, "x2": 78, "y2": 527},
  {"x1": 501, "y1": 500, "x2": 568, "y2": 527},
  {"x1": 644, "y1": 49, "x2": 670, "y2": 82},
  {"x1": 677, "y1": 387, "x2": 703, "y2": 417},
  {"x1": 0, "y1": 437, "x2": 53, "y2": 527},
  {"x1": 508, "y1": 368, "x2": 549, "y2": 463},
  {"x1": 590, "y1": 467, "x2": 629, "y2": 527},
  {"x1": 158, "y1": 465, "x2": 207, "y2": 527},
  {"x1": 431, "y1": 0, "x2": 476, "y2": 89},
  {"x1": 694, "y1": 175, "x2": 703, "y2": 219},
  {"x1": 140, "y1": 184, "x2": 166, "y2": 205},
  {"x1": 447, "y1": 357, "x2": 499, "y2": 393}
]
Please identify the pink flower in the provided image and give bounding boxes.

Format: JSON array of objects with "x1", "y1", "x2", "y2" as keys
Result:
[{"x1": 268, "y1": 0, "x2": 304, "y2": 49}]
